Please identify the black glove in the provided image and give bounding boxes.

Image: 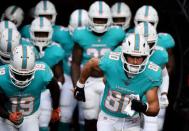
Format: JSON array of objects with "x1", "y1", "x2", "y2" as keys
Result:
[
  {"x1": 74, "y1": 81, "x2": 86, "y2": 102},
  {"x1": 131, "y1": 99, "x2": 148, "y2": 113}
]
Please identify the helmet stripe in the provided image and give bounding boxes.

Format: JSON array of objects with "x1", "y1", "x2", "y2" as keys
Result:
[
  {"x1": 135, "y1": 34, "x2": 140, "y2": 51},
  {"x1": 5, "y1": 21, "x2": 8, "y2": 28},
  {"x1": 7, "y1": 29, "x2": 12, "y2": 52},
  {"x1": 78, "y1": 10, "x2": 82, "y2": 26},
  {"x1": 99, "y1": 1, "x2": 103, "y2": 14},
  {"x1": 144, "y1": 22, "x2": 148, "y2": 37},
  {"x1": 40, "y1": 17, "x2": 43, "y2": 27},
  {"x1": 11, "y1": 6, "x2": 18, "y2": 15},
  {"x1": 22, "y1": 45, "x2": 27, "y2": 69},
  {"x1": 117, "y1": 2, "x2": 121, "y2": 13},
  {"x1": 44, "y1": 0, "x2": 47, "y2": 10},
  {"x1": 145, "y1": 6, "x2": 149, "y2": 17}
]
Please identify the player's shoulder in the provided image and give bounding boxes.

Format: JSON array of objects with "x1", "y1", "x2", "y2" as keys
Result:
[
  {"x1": 157, "y1": 32, "x2": 175, "y2": 49},
  {"x1": 143, "y1": 61, "x2": 162, "y2": 82},
  {"x1": 53, "y1": 25, "x2": 69, "y2": 32},
  {"x1": 35, "y1": 61, "x2": 49, "y2": 71},
  {"x1": 72, "y1": 27, "x2": 90, "y2": 41},
  {"x1": 0, "y1": 64, "x2": 9, "y2": 77},
  {"x1": 101, "y1": 50, "x2": 122, "y2": 63},
  {"x1": 151, "y1": 46, "x2": 169, "y2": 67},
  {"x1": 108, "y1": 25, "x2": 125, "y2": 34},
  {"x1": 107, "y1": 26, "x2": 125, "y2": 41}
]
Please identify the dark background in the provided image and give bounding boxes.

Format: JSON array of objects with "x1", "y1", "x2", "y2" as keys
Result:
[{"x1": 1, "y1": 0, "x2": 189, "y2": 130}]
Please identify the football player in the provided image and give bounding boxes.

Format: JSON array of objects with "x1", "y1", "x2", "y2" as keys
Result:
[
  {"x1": 74, "y1": 33, "x2": 162, "y2": 131},
  {"x1": 0, "y1": 45, "x2": 60, "y2": 131},
  {"x1": 23, "y1": 17, "x2": 64, "y2": 131},
  {"x1": 71, "y1": 1, "x2": 125, "y2": 131}
]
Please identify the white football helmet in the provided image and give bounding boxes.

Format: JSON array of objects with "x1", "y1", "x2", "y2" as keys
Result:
[
  {"x1": 134, "y1": 5, "x2": 159, "y2": 29},
  {"x1": 0, "y1": 20, "x2": 17, "y2": 39},
  {"x1": 68, "y1": 9, "x2": 89, "y2": 33},
  {"x1": 0, "y1": 29, "x2": 21, "y2": 64},
  {"x1": 30, "y1": 17, "x2": 53, "y2": 53},
  {"x1": 9, "y1": 45, "x2": 36, "y2": 88},
  {"x1": 34, "y1": 0, "x2": 57, "y2": 24},
  {"x1": 88, "y1": 1, "x2": 112, "y2": 33},
  {"x1": 121, "y1": 33, "x2": 150, "y2": 74},
  {"x1": 134, "y1": 22, "x2": 157, "y2": 50},
  {"x1": 1, "y1": 5, "x2": 24, "y2": 27},
  {"x1": 111, "y1": 2, "x2": 131, "y2": 30}
]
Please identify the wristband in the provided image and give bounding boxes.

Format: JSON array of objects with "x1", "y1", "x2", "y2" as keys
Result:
[{"x1": 76, "y1": 81, "x2": 85, "y2": 88}]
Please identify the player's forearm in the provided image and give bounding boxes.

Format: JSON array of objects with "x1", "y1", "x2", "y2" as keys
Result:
[
  {"x1": 47, "y1": 78, "x2": 60, "y2": 109},
  {"x1": 0, "y1": 93, "x2": 9, "y2": 119},
  {"x1": 79, "y1": 58, "x2": 100, "y2": 84},
  {"x1": 144, "y1": 102, "x2": 160, "y2": 116},
  {"x1": 71, "y1": 63, "x2": 81, "y2": 86},
  {"x1": 53, "y1": 61, "x2": 65, "y2": 84},
  {"x1": 160, "y1": 67, "x2": 169, "y2": 94}
]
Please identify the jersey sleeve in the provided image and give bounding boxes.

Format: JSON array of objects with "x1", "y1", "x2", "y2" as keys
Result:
[
  {"x1": 150, "y1": 47, "x2": 168, "y2": 68},
  {"x1": 157, "y1": 33, "x2": 175, "y2": 49},
  {"x1": 98, "y1": 51, "x2": 111, "y2": 72},
  {"x1": 99, "y1": 51, "x2": 121, "y2": 73},
  {"x1": 53, "y1": 26, "x2": 74, "y2": 58},
  {"x1": 109, "y1": 26, "x2": 125, "y2": 43},
  {"x1": 146, "y1": 62, "x2": 163, "y2": 88}
]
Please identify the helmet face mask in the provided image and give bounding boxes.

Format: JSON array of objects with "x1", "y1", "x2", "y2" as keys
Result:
[
  {"x1": 88, "y1": 1, "x2": 112, "y2": 33},
  {"x1": 30, "y1": 17, "x2": 53, "y2": 53},
  {"x1": 9, "y1": 45, "x2": 36, "y2": 88},
  {"x1": 35, "y1": 1, "x2": 57, "y2": 24},
  {"x1": 111, "y1": 2, "x2": 131, "y2": 30},
  {"x1": 0, "y1": 29, "x2": 21, "y2": 64},
  {"x1": 121, "y1": 33, "x2": 150, "y2": 75}
]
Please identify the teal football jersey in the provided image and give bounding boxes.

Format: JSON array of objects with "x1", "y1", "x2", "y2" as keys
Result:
[
  {"x1": 0, "y1": 62, "x2": 53, "y2": 116},
  {"x1": 72, "y1": 26, "x2": 125, "y2": 65},
  {"x1": 156, "y1": 33, "x2": 175, "y2": 49},
  {"x1": 98, "y1": 51, "x2": 162, "y2": 118},
  {"x1": 150, "y1": 46, "x2": 169, "y2": 68},
  {"x1": 20, "y1": 25, "x2": 73, "y2": 75}
]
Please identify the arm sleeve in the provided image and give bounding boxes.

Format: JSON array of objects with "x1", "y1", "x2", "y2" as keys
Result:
[
  {"x1": 46, "y1": 78, "x2": 60, "y2": 109},
  {"x1": 160, "y1": 67, "x2": 169, "y2": 93},
  {"x1": 0, "y1": 92, "x2": 9, "y2": 119}
]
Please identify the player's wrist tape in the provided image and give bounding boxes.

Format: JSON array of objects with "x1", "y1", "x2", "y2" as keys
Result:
[
  {"x1": 76, "y1": 81, "x2": 85, "y2": 88},
  {"x1": 145, "y1": 103, "x2": 149, "y2": 112}
]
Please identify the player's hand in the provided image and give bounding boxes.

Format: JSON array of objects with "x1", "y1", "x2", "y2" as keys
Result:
[
  {"x1": 9, "y1": 112, "x2": 23, "y2": 125},
  {"x1": 131, "y1": 99, "x2": 148, "y2": 113},
  {"x1": 159, "y1": 94, "x2": 169, "y2": 108},
  {"x1": 74, "y1": 81, "x2": 85, "y2": 102},
  {"x1": 51, "y1": 107, "x2": 61, "y2": 123}
]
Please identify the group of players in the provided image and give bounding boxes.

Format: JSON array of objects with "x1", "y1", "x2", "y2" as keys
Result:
[{"x1": 0, "y1": 0, "x2": 175, "y2": 131}]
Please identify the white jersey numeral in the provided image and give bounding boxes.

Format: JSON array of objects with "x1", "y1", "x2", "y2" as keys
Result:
[
  {"x1": 87, "y1": 48, "x2": 111, "y2": 58},
  {"x1": 10, "y1": 96, "x2": 35, "y2": 116}
]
